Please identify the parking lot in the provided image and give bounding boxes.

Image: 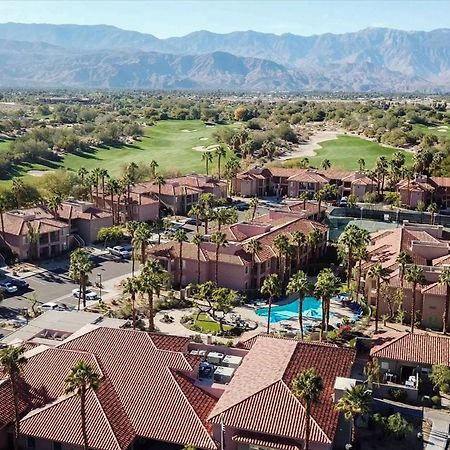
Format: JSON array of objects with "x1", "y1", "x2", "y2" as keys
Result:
[{"x1": 0, "y1": 254, "x2": 132, "y2": 326}]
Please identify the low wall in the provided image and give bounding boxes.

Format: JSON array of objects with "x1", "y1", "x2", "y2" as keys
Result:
[{"x1": 372, "y1": 382, "x2": 419, "y2": 403}]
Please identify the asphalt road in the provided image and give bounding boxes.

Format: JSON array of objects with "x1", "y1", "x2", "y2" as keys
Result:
[{"x1": 0, "y1": 255, "x2": 132, "y2": 320}]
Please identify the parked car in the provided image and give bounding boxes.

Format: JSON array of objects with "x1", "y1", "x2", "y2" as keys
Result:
[
  {"x1": 0, "y1": 282, "x2": 18, "y2": 294},
  {"x1": 185, "y1": 217, "x2": 202, "y2": 226},
  {"x1": 9, "y1": 278, "x2": 30, "y2": 290},
  {"x1": 107, "y1": 245, "x2": 132, "y2": 259},
  {"x1": 71, "y1": 289, "x2": 99, "y2": 300},
  {"x1": 235, "y1": 202, "x2": 250, "y2": 211},
  {"x1": 40, "y1": 302, "x2": 59, "y2": 312},
  {"x1": 339, "y1": 196, "x2": 348, "y2": 207}
]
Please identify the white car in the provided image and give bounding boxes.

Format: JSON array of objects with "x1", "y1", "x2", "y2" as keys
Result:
[
  {"x1": 0, "y1": 282, "x2": 18, "y2": 294},
  {"x1": 107, "y1": 245, "x2": 132, "y2": 259},
  {"x1": 71, "y1": 289, "x2": 99, "y2": 300}
]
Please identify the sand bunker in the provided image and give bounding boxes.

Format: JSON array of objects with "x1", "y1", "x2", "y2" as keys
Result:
[
  {"x1": 181, "y1": 129, "x2": 191, "y2": 133},
  {"x1": 199, "y1": 137, "x2": 209, "y2": 141},
  {"x1": 277, "y1": 131, "x2": 339, "y2": 160},
  {"x1": 28, "y1": 170, "x2": 53, "y2": 177},
  {"x1": 192, "y1": 144, "x2": 220, "y2": 152}
]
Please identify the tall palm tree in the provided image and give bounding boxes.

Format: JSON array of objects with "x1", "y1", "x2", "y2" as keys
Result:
[
  {"x1": 91, "y1": 167, "x2": 101, "y2": 206},
  {"x1": 314, "y1": 268, "x2": 340, "y2": 340},
  {"x1": 0, "y1": 194, "x2": 7, "y2": 243},
  {"x1": 64, "y1": 361, "x2": 100, "y2": 450},
  {"x1": 98, "y1": 168, "x2": 109, "y2": 208},
  {"x1": 139, "y1": 259, "x2": 169, "y2": 331},
  {"x1": 69, "y1": 248, "x2": 93, "y2": 309},
  {"x1": 153, "y1": 174, "x2": 166, "y2": 219},
  {"x1": 199, "y1": 193, "x2": 215, "y2": 234},
  {"x1": 357, "y1": 158, "x2": 365, "y2": 171},
  {"x1": 26, "y1": 224, "x2": 40, "y2": 260},
  {"x1": 261, "y1": 273, "x2": 281, "y2": 333},
  {"x1": 188, "y1": 203, "x2": 203, "y2": 233},
  {"x1": 291, "y1": 368, "x2": 324, "y2": 450},
  {"x1": 405, "y1": 264, "x2": 425, "y2": 333},
  {"x1": 314, "y1": 188, "x2": 326, "y2": 221},
  {"x1": 291, "y1": 231, "x2": 306, "y2": 268},
  {"x1": 173, "y1": 228, "x2": 188, "y2": 288},
  {"x1": 126, "y1": 220, "x2": 140, "y2": 276},
  {"x1": 321, "y1": 159, "x2": 331, "y2": 170},
  {"x1": 336, "y1": 384, "x2": 371, "y2": 446},
  {"x1": 273, "y1": 234, "x2": 291, "y2": 283},
  {"x1": 246, "y1": 238, "x2": 262, "y2": 290},
  {"x1": 11, "y1": 178, "x2": 25, "y2": 207},
  {"x1": 202, "y1": 151, "x2": 213, "y2": 175},
  {"x1": 286, "y1": 270, "x2": 309, "y2": 340},
  {"x1": 428, "y1": 202, "x2": 438, "y2": 225},
  {"x1": 215, "y1": 145, "x2": 227, "y2": 179},
  {"x1": 106, "y1": 178, "x2": 121, "y2": 225},
  {"x1": 299, "y1": 192, "x2": 309, "y2": 210},
  {"x1": 439, "y1": 267, "x2": 450, "y2": 334},
  {"x1": 367, "y1": 263, "x2": 391, "y2": 332},
  {"x1": 192, "y1": 232, "x2": 204, "y2": 284},
  {"x1": 214, "y1": 207, "x2": 237, "y2": 231},
  {"x1": 354, "y1": 246, "x2": 368, "y2": 301},
  {"x1": 47, "y1": 193, "x2": 63, "y2": 219},
  {"x1": 77, "y1": 167, "x2": 88, "y2": 185},
  {"x1": 149, "y1": 160, "x2": 159, "y2": 179},
  {"x1": 396, "y1": 251, "x2": 413, "y2": 288},
  {"x1": 0, "y1": 346, "x2": 26, "y2": 450},
  {"x1": 249, "y1": 197, "x2": 259, "y2": 220},
  {"x1": 306, "y1": 228, "x2": 322, "y2": 264},
  {"x1": 224, "y1": 157, "x2": 240, "y2": 196},
  {"x1": 211, "y1": 231, "x2": 227, "y2": 284},
  {"x1": 134, "y1": 222, "x2": 153, "y2": 264},
  {"x1": 376, "y1": 156, "x2": 388, "y2": 195},
  {"x1": 122, "y1": 276, "x2": 140, "y2": 330}
]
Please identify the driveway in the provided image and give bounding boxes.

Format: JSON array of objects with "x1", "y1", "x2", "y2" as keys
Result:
[{"x1": 424, "y1": 408, "x2": 450, "y2": 449}]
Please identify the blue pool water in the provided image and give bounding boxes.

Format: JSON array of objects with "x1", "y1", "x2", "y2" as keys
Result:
[{"x1": 256, "y1": 296, "x2": 327, "y2": 323}]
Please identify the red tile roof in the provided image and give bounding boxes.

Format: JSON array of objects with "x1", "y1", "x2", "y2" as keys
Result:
[
  {"x1": 371, "y1": 332, "x2": 450, "y2": 366},
  {"x1": 0, "y1": 328, "x2": 218, "y2": 450},
  {"x1": 209, "y1": 335, "x2": 355, "y2": 445},
  {"x1": 232, "y1": 433, "x2": 301, "y2": 450}
]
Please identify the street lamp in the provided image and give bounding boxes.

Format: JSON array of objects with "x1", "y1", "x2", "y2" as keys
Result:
[{"x1": 97, "y1": 273, "x2": 102, "y2": 301}]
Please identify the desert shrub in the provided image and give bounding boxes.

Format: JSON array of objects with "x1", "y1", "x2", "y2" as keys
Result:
[{"x1": 388, "y1": 387, "x2": 408, "y2": 402}]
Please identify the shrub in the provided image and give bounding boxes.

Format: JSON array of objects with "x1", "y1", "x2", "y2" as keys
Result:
[
  {"x1": 440, "y1": 383, "x2": 450, "y2": 394},
  {"x1": 431, "y1": 395, "x2": 441, "y2": 407},
  {"x1": 384, "y1": 413, "x2": 413, "y2": 439},
  {"x1": 388, "y1": 387, "x2": 408, "y2": 402}
]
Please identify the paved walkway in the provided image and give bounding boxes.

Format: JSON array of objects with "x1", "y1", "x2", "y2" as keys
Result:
[{"x1": 424, "y1": 408, "x2": 450, "y2": 449}]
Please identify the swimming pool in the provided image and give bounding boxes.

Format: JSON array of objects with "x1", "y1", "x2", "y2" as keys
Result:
[{"x1": 255, "y1": 296, "x2": 326, "y2": 323}]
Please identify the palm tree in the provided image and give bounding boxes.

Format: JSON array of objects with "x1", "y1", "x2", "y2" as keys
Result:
[
  {"x1": 405, "y1": 264, "x2": 425, "y2": 333},
  {"x1": 122, "y1": 276, "x2": 140, "y2": 329},
  {"x1": 69, "y1": 248, "x2": 94, "y2": 309},
  {"x1": 261, "y1": 274, "x2": 281, "y2": 333},
  {"x1": 91, "y1": 167, "x2": 101, "y2": 206},
  {"x1": 396, "y1": 251, "x2": 413, "y2": 288},
  {"x1": 246, "y1": 238, "x2": 262, "y2": 290},
  {"x1": 134, "y1": 222, "x2": 153, "y2": 264},
  {"x1": 224, "y1": 157, "x2": 241, "y2": 196},
  {"x1": 299, "y1": 192, "x2": 309, "y2": 210},
  {"x1": 338, "y1": 224, "x2": 369, "y2": 289},
  {"x1": 306, "y1": 227, "x2": 322, "y2": 264},
  {"x1": 98, "y1": 168, "x2": 109, "y2": 208},
  {"x1": 336, "y1": 385, "x2": 371, "y2": 446},
  {"x1": 153, "y1": 174, "x2": 166, "y2": 219},
  {"x1": 202, "y1": 151, "x2": 213, "y2": 175},
  {"x1": 139, "y1": 259, "x2": 170, "y2": 331},
  {"x1": 26, "y1": 224, "x2": 40, "y2": 260},
  {"x1": 211, "y1": 231, "x2": 227, "y2": 284},
  {"x1": 149, "y1": 160, "x2": 159, "y2": 179},
  {"x1": 291, "y1": 368, "x2": 324, "y2": 450},
  {"x1": 47, "y1": 193, "x2": 63, "y2": 219},
  {"x1": 192, "y1": 232, "x2": 204, "y2": 284},
  {"x1": 274, "y1": 234, "x2": 291, "y2": 282},
  {"x1": 354, "y1": 246, "x2": 368, "y2": 301},
  {"x1": 106, "y1": 178, "x2": 121, "y2": 225},
  {"x1": 188, "y1": 203, "x2": 203, "y2": 233},
  {"x1": 0, "y1": 194, "x2": 7, "y2": 243},
  {"x1": 11, "y1": 178, "x2": 25, "y2": 207},
  {"x1": 126, "y1": 220, "x2": 140, "y2": 276},
  {"x1": 314, "y1": 268, "x2": 340, "y2": 340},
  {"x1": 439, "y1": 267, "x2": 450, "y2": 334},
  {"x1": 214, "y1": 207, "x2": 237, "y2": 231},
  {"x1": 215, "y1": 145, "x2": 227, "y2": 179},
  {"x1": 249, "y1": 197, "x2": 259, "y2": 220},
  {"x1": 428, "y1": 202, "x2": 438, "y2": 225},
  {"x1": 286, "y1": 270, "x2": 309, "y2": 340},
  {"x1": 367, "y1": 263, "x2": 391, "y2": 332},
  {"x1": 173, "y1": 228, "x2": 188, "y2": 288},
  {"x1": 64, "y1": 361, "x2": 100, "y2": 450},
  {"x1": 376, "y1": 156, "x2": 388, "y2": 195},
  {"x1": 77, "y1": 167, "x2": 88, "y2": 185},
  {"x1": 321, "y1": 159, "x2": 331, "y2": 170},
  {"x1": 314, "y1": 188, "x2": 326, "y2": 221},
  {"x1": 358, "y1": 158, "x2": 365, "y2": 171},
  {"x1": 291, "y1": 230, "x2": 306, "y2": 268},
  {"x1": 199, "y1": 193, "x2": 215, "y2": 234},
  {"x1": 0, "y1": 346, "x2": 26, "y2": 450}
]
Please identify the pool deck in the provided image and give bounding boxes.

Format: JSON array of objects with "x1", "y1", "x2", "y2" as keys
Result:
[{"x1": 235, "y1": 298, "x2": 357, "y2": 334}]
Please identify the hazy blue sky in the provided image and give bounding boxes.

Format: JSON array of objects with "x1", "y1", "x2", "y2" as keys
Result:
[{"x1": 1, "y1": 1, "x2": 449, "y2": 37}]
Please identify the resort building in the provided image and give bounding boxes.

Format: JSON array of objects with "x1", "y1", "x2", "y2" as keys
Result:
[
  {"x1": 0, "y1": 327, "x2": 356, "y2": 450},
  {"x1": 234, "y1": 167, "x2": 377, "y2": 201},
  {"x1": 0, "y1": 201, "x2": 113, "y2": 261},
  {"x1": 147, "y1": 211, "x2": 328, "y2": 291},
  {"x1": 364, "y1": 223, "x2": 450, "y2": 331}
]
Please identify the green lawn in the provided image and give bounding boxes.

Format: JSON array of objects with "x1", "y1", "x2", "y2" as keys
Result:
[
  {"x1": 192, "y1": 313, "x2": 231, "y2": 333},
  {"x1": 412, "y1": 123, "x2": 450, "y2": 138},
  {"x1": 286, "y1": 135, "x2": 413, "y2": 171},
  {"x1": 0, "y1": 139, "x2": 12, "y2": 153},
  {"x1": 0, "y1": 120, "x2": 237, "y2": 188}
]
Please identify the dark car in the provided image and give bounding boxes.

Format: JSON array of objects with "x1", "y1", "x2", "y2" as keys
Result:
[
  {"x1": 185, "y1": 217, "x2": 201, "y2": 226},
  {"x1": 236, "y1": 203, "x2": 250, "y2": 211},
  {"x1": 9, "y1": 278, "x2": 30, "y2": 290}
]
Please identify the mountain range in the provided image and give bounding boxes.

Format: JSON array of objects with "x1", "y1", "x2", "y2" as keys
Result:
[{"x1": 0, "y1": 23, "x2": 449, "y2": 92}]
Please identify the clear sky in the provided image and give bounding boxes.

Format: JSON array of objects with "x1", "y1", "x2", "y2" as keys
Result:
[{"x1": 1, "y1": 0, "x2": 449, "y2": 37}]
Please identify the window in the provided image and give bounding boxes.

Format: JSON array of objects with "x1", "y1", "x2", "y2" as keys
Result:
[
  {"x1": 27, "y1": 436, "x2": 35, "y2": 449},
  {"x1": 381, "y1": 362, "x2": 390, "y2": 370},
  {"x1": 53, "y1": 442, "x2": 62, "y2": 450}
]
